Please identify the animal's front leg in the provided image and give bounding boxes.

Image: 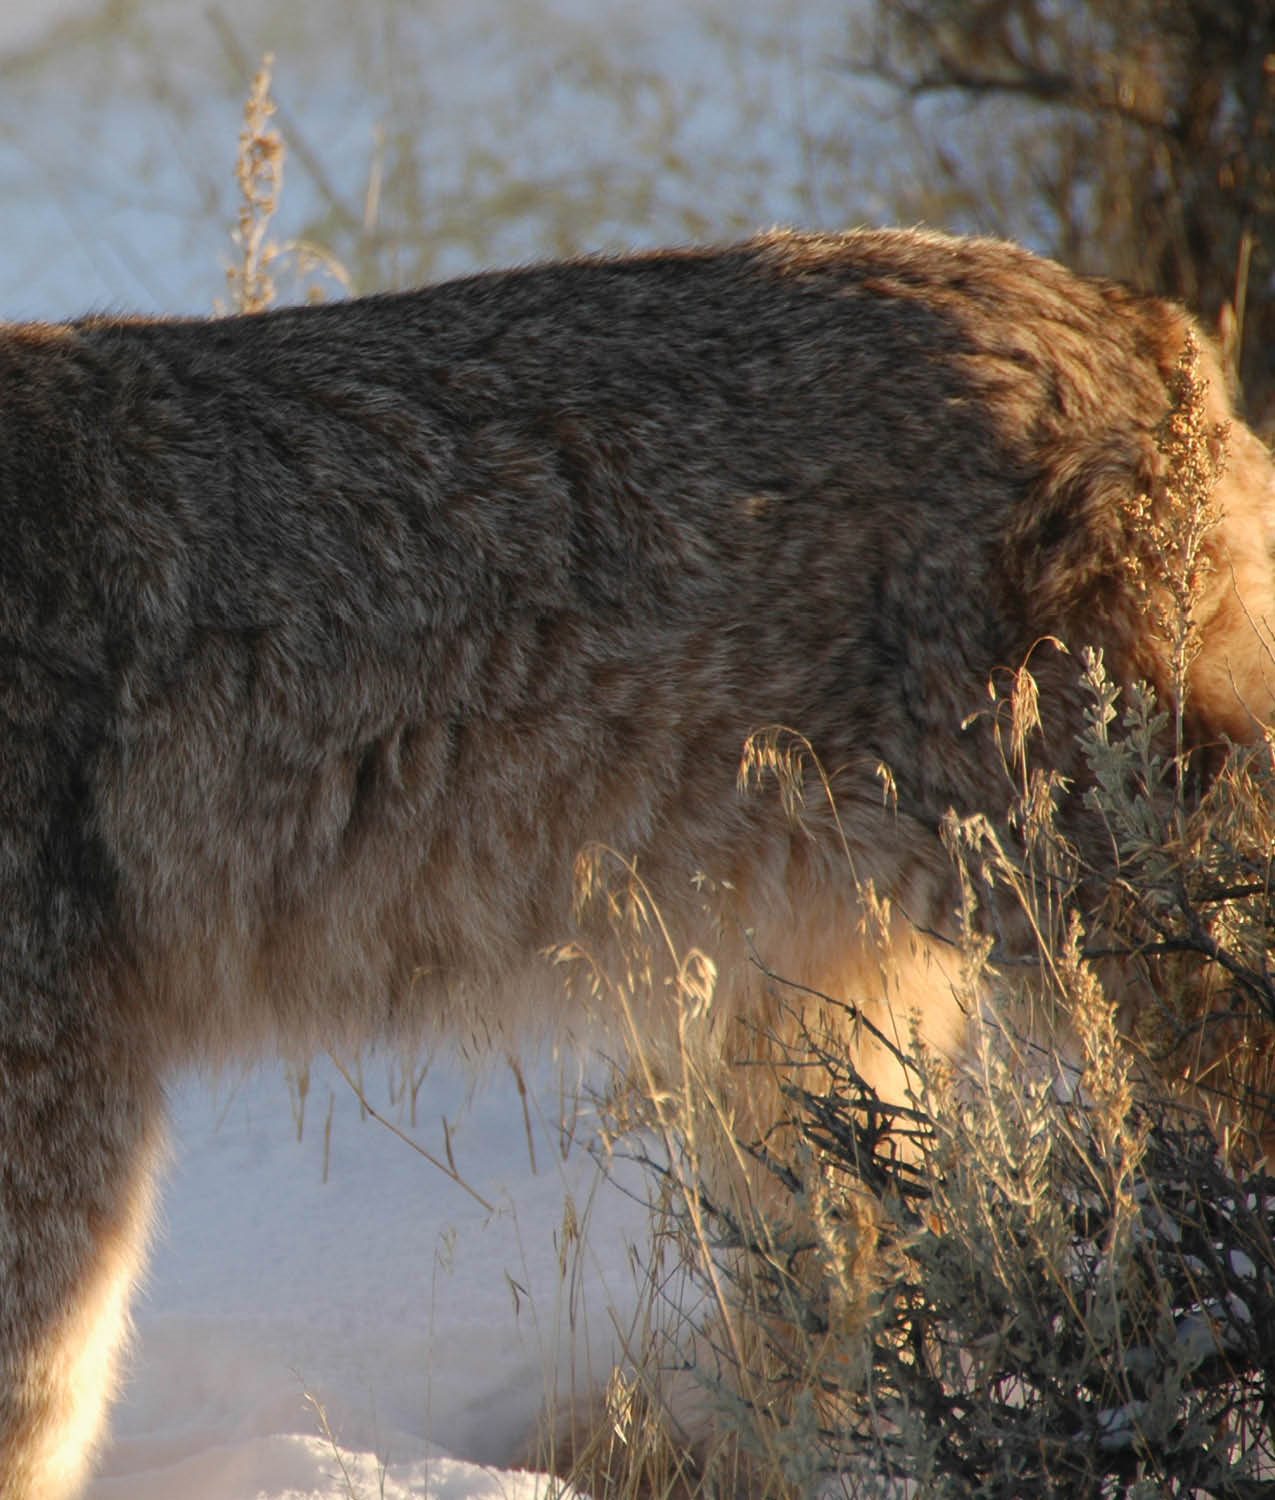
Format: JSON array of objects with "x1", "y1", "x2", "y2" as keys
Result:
[{"x1": 0, "y1": 1004, "x2": 164, "y2": 1500}]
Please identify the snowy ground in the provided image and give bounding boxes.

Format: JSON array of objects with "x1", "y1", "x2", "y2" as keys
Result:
[{"x1": 87, "y1": 1054, "x2": 657, "y2": 1499}]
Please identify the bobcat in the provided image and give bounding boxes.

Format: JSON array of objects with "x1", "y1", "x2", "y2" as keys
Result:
[{"x1": 1, "y1": 227, "x2": 1273, "y2": 1498}]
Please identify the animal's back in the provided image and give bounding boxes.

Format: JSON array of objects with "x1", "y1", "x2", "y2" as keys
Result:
[{"x1": 8, "y1": 230, "x2": 1253, "y2": 1046}]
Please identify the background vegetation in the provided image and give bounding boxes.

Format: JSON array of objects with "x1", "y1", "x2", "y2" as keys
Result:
[{"x1": 850, "y1": 0, "x2": 1275, "y2": 433}]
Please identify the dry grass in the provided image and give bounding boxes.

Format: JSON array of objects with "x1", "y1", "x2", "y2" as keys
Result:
[
  {"x1": 223, "y1": 59, "x2": 1275, "y2": 1500},
  {"x1": 222, "y1": 54, "x2": 349, "y2": 315},
  {"x1": 585, "y1": 350, "x2": 1275, "y2": 1498}
]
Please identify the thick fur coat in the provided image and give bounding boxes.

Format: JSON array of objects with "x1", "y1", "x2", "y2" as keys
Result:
[{"x1": 1, "y1": 228, "x2": 1273, "y2": 1497}]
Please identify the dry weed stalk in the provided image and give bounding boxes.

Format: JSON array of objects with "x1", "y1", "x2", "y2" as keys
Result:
[
  {"x1": 226, "y1": 55, "x2": 284, "y2": 316},
  {"x1": 1123, "y1": 337, "x2": 1227, "y2": 770},
  {"x1": 223, "y1": 55, "x2": 349, "y2": 315}
]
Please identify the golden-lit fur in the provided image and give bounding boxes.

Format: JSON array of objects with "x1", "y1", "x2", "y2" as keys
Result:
[{"x1": 1, "y1": 228, "x2": 1273, "y2": 1497}]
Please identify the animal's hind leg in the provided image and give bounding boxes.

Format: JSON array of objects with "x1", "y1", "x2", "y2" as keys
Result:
[{"x1": 0, "y1": 1011, "x2": 164, "y2": 1500}]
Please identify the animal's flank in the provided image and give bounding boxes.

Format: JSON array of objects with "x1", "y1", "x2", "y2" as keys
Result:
[{"x1": 0, "y1": 227, "x2": 1273, "y2": 1498}]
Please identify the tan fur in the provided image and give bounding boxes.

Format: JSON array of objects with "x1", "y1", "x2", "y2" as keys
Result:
[{"x1": 1, "y1": 227, "x2": 1273, "y2": 1497}]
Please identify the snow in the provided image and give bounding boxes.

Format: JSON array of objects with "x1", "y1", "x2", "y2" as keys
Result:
[{"x1": 87, "y1": 1054, "x2": 654, "y2": 1499}]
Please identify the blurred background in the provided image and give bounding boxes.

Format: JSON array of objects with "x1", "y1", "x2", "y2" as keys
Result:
[{"x1": 0, "y1": 0, "x2": 1270, "y2": 424}]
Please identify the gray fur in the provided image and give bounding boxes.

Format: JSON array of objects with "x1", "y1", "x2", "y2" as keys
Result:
[{"x1": 1, "y1": 228, "x2": 1273, "y2": 1496}]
